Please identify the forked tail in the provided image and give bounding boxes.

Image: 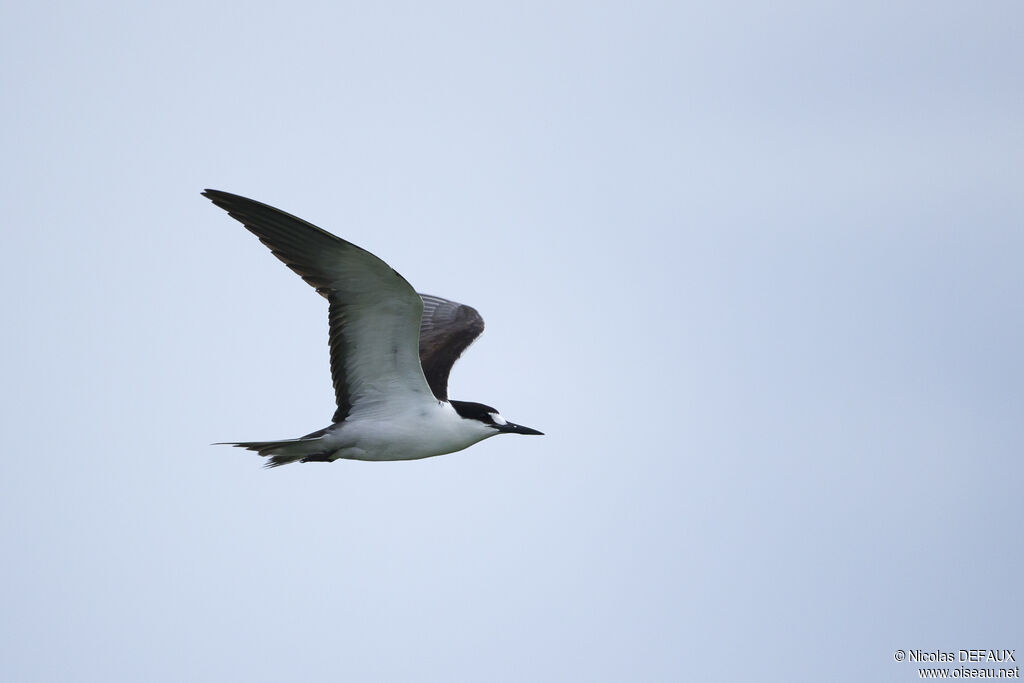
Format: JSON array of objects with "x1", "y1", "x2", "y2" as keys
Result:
[{"x1": 216, "y1": 435, "x2": 335, "y2": 468}]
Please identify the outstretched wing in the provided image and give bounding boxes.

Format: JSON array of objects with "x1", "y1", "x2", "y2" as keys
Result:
[
  {"x1": 417, "y1": 294, "x2": 485, "y2": 401},
  {"x1": 204, "y1": 190, "x2": 433, "y2": 422}
]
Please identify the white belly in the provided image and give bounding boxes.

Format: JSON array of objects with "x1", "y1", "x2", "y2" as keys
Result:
[{"x1": 323, "y1": 400, "x2": 495, "y2": 461}]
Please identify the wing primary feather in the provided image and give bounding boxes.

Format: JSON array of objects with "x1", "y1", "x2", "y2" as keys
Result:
[
  {"x1": 204, "y1": 189, "x2": 430, "y2": 422},
  {"x1": 417, "y1": 293, "x2": 485, "y2": 401}
]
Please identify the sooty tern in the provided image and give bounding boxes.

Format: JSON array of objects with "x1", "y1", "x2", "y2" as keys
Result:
[{"x1": 204, "y1": 190, "x2": 543, "y2": 467}]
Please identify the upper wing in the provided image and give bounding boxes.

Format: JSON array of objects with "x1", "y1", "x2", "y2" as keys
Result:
[
  {"x1": 417, "y1": 294, "x2": 485, "y2": 401},
  {"x1": 203, "y1": 190, "x2": 433, "y2": 422}
]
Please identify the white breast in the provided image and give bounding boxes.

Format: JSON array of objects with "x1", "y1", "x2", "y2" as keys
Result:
[{"x1": 325, "y1": 400, "x2": 497, "y2": 461}]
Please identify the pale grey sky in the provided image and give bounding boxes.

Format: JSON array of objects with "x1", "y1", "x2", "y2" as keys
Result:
[{"x1": 2, "y1": 2, "x2": 1021, "y2": 681}]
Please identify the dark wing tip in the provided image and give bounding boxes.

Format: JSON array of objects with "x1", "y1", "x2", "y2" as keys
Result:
[
  {"x1": 201, "y1": 189, "x2": 249, "y2": 216},
  {"x1": 201, "y1": 188, "x2": 261, "y2": 212}
]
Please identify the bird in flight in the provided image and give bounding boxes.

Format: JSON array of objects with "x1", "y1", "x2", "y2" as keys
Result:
[{"x1": 204, "y1": 190, "x2": 543, "y2": 467}]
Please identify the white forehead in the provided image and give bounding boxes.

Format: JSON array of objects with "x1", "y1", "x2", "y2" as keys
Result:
[{"x1": 489, "y1": 412, "x2": 507, "y2": 426}]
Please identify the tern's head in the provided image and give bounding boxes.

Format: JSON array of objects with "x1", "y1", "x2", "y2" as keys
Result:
[{"x1": 450, "y1": 400, "x2": 544, "y2": 436}]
